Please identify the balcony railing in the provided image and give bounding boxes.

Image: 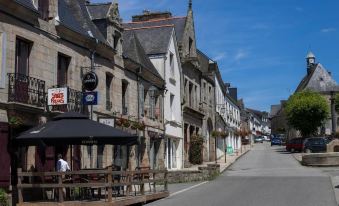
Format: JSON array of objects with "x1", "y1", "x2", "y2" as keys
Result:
[
  {"x1": 49, "y1": 87, "x2": 82, "y2": 113},
  {"x1": 8, "y1": 73, "x2": 46, "y2": 107}
]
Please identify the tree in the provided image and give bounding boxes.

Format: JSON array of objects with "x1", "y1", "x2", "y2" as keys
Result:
[{"x1": 285, "y1": 90, "x2": 329, "y2": 137}]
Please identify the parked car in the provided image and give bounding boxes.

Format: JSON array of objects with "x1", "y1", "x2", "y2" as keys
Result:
[
  {"x1": 262, "y1": 135, "x2": 270, "y2": 141},
  {"x1": 271, "y1": 138, "x2": 282, "y2": 146},
  {"x1": 286, "y1": 138, "x2": 303, "y2": 152},
  {"x1": 254, "y1": 136, "x2": 264, "y2": 143},
  {"x1": 303, "y1": 137, "x2": 331, "y2": 153}
]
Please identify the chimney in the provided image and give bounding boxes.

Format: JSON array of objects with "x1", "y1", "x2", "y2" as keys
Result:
[
  {"x1": 328, "y1": 71, "x2": 332, "y2": 76},
  {"x1": 48, "y1": 0, "x2": 59, "y2": 22},
  {"x1": 132, "y1": 11, "x2": 172, "y2": 22},
  {"x1": 229, "y1": 88, "x2": 238, "y2": 101}
]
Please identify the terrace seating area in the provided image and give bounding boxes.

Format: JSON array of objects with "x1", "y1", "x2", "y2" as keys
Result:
[{"x1": 16, "y1": 166, "x2": 169, "y2": 206}]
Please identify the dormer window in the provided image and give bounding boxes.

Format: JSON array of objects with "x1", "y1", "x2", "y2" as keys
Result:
[
  {"x1": 38, "y1": 0, "x2": 49, "y2": 21},
  {"x1": 113, "y1": 32, "x2": 121, "y2": 50},
  {"x1": 188, "y1": 37, "x2": 193, "y2": 56}
]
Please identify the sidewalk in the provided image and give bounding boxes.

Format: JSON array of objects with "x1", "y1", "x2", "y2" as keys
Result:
[{"x1": 182, "y1": 145, "x2": 251, "y2": 173}]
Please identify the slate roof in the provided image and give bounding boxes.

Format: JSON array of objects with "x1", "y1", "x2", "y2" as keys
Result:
[
  {"x1": 61, "y1": 0, "x2": 107, "y2": 43},
  {"x1": 122, "y1": 30, "x2": 163, "y2": 80},
  {"x1": 295, "y1": 64, "x2": 318, "y2": 92},
  {"x1": 15, "y1": 0, "x2": 38, "y2": 12},
  {"x1": 86, "y1": 3, "x2": 111, "y2": 20},
  {"x1": 123, "y1": 17, "x2": 186, "y2": 43},
  {"x1": 58, "y1": 0, "x2": 88, "y2": 36},
  {"x1": 295, "y1": 63, "x2": 338, "y2": 93},
  {"x1": 124, "y1": 26, "x2": 173, "y2": 55}
]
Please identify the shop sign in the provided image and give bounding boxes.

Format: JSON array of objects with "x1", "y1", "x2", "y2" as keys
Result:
[
  {"x1": 99, "y1": 118, "x2": 115, "y2": 127},
  {"x1": 47, "y1": 87, "x2": 68, "y2": 105},
  {"x1": 82, "y1": 91, "x2": 98, "y2": 105},
  {"x1": 82, "y1": 71, "x2": 98, "y2": 91}
]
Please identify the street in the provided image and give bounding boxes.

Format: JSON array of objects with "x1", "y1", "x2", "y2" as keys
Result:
[{"x1": 147, "y1": 143, "x2": 338, "y2": 206}]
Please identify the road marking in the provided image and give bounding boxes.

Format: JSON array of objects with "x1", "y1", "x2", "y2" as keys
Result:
[{"x1": 169, "y1": 181, "x2": 209, "y2": 197}]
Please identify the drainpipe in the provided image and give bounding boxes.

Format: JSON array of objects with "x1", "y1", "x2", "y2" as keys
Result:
[
  {"x1": 163, "y1": 56, "x2": 167, "y2": 170},
  {"x1": 136, "y1": 67, "x2": 141, "y2": 168}
]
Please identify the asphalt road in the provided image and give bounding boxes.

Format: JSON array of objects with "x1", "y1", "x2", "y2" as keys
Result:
[{"x1": 147, "y1": 143, "x2": 337, "y2": 206}]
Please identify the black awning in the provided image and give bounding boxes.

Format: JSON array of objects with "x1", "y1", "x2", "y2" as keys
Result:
[{"x1": 15, "y1": 112, "x2": 138, "y2": 146}]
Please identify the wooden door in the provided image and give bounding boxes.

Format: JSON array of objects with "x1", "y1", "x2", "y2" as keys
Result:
[{"x1": 0, "y1": 123, "x2": 10, "y2": 187}]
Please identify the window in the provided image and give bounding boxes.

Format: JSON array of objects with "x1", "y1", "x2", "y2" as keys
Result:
[
  {"x1": 169, "y1": 52, "x2": 174, "y2": 77},
  {"x1": 209, "y1": 86, "x2": 212, "y2": 104},
  {"x1": 38, "y1": 0, "x2": 49, "y2": 21},
  {"x1": 57, "y1": 53, "x2": 70, "y2": 87},
  {"x1": 139, "y1": 84, "x2": 145, "y2": 117},
  {"x1": 188, "y1": 82, "x2": 193, "y2": 107},
  {"x1": 15, "y1": 38, "x2": 31, "y2": 75},
  {"x1": 148, "y1": 88, "x2": 156, "y2": 119},
  {"x1": 122, "y1": 80, "x2": 129, "y2": 115},
  {"x1": 106, "y1": 73, "x2": 113, "y2": 111},
  {"x1": 97, "y1": 145, "x2": 104, "y2": 168},
  {"x1": 112, "y1": 32, "x2": 121, "y2": 50},
  {"x1": 170, "y1": 94, "x2": 175, "y2": 121},
  {"x1": 203, "y1": 82, "x2": 206, "y2": 102},
  {"x1": 189, "y1": 37, "x2": 193, "y2": 56}
]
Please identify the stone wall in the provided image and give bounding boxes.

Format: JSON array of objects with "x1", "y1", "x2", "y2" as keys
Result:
[{"x1": 167, "y1": 164, "x2": 220, "y2": 183}]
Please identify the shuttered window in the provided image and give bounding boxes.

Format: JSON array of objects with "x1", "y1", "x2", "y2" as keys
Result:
[
  {"x1": 15, "y1": 38, "x2": 31, "y2": 76},
  {"x1": 57, "y1": 53, "x2": 70, "y2": 87}
]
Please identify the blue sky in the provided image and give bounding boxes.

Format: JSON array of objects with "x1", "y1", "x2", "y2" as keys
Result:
[{"x1": 92, "y1": 0, "x2": 339, "y2": 112}]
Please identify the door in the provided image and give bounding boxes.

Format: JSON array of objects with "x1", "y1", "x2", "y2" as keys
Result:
[
  {"x1": 0, "y1": 123, "x2": 10, "y2": 187},
  {"x1": 167, "y1": 138, "x2": 172, "y2": 169}
]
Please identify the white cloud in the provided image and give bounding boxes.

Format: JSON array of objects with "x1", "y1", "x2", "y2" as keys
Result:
[
  {"x1": 234, "y1": 49, "x2": 248, "y2": 61},
  {"x1": 321, "y1": 28, "x2": 336, "y2": 33},
  {"x1": 213, "y1": 52, "x2": 227, "y2": 61}
]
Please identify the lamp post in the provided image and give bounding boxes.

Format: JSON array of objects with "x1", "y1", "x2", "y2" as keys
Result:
[{"x1": 215, "y1": 104, "x2": 229, "y2": 164}]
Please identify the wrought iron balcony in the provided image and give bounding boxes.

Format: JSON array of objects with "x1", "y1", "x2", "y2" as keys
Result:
[
  {"x1": 49, "y1": 87, "x2": 82, "y2": 113},
  {"x1": 8, "y1": 73, "x2": 46, "y2": 107}
]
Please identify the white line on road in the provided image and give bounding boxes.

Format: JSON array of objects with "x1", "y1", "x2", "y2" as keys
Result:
[{"x1": 169, "y1": 181, "x2": 209, "y2": 197}]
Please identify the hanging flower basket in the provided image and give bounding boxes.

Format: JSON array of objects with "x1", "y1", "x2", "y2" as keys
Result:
[
  {"x1": 138, "y1": 122, "x2": 146, "y2": 131},
  {"x1": 131, "y1": 122, "x2": 139, "y2": 130},
  {"x1": 123, "y1": 119, "x2": 131, "y2": 128},
  {"x1": 211, "y1": 130, "x2": 219, "y2": 138},
  {"x1": 115, "y1": 118, "x2": 123, "y2": 127}
]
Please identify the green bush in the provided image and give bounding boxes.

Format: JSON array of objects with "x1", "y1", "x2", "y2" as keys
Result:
[
  {"x1": 189, "y1": 135, "x2": 204, "y2": 165},
  {"x1": 0, "y1": 189, "x2": 8, "y2": 206}
]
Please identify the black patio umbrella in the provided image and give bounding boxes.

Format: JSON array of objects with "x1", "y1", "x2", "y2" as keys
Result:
[{"x1": 15, "y1": 112, "x2": 138, "y2": 146}]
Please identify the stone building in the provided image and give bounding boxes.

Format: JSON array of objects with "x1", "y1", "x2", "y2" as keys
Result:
[
  {"x1": 294, "y1": 52, "x2": 339, "y2": 135},
  {"x1": 271, "y1": 52, "x2": 339, "y2": 139},
  {"x1": 0, "y1": 0, "x2": 166, "y2": 188},
  {"x1": 123, "y1": 1, "x2": 206, "y2": 167},
  {"x1": 197, "y1": 50, "x2": 215, "y2": 162},
  {"x1": 122, "y1": 22, "x2": 184, "y2": 170},
  {"x1": 87, "y1": 0, "x2": 166, "y2": 170}
]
